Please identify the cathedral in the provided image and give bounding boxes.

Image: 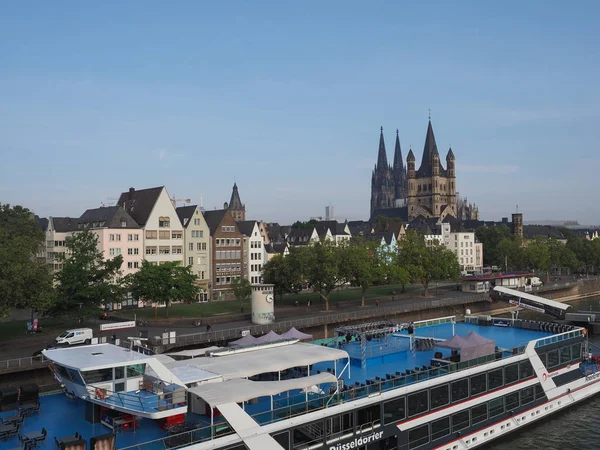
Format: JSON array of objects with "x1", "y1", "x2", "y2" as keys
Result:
[{"x1": 371, "y1": 119, "x2": 478, "y2": 221}]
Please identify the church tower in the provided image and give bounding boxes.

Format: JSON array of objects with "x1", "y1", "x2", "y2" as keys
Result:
[
  {"x1": 227, "y1": 183, "x2": 245, "y2": 221},
  {"x1": 392, "y1": 129, "x2": 407, "y2": 206},
  {"x1": 370, "y1": 127, "x2": 395, "y2": 217}
]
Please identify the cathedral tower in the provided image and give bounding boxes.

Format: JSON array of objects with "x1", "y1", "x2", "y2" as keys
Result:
[
  {"x1": 392, "y1": 130, "x2": 407, "y2": 206},
  {"x1": 226, "y1": 183, "x2": 245, "y2": 221},
  {"x1": 370, "y1": 127, "x2": 395, "y2": 216}
]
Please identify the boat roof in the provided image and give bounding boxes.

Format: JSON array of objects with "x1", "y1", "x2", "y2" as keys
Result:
[
  {"x1": 42, "y1": 343, "x2": 153, "y2": 370},
  {"x1": 166, "y1": 347, "x2": 221, "y2": 358},
  {"x1": 164, "y1": 342, "x2": 349, "y2": 381},
  {"x1": 189, "y1": 372, "x2": 337, "y2": 407},
  {"x1": 493, "y1": 286, "x2": 571, "y2": 311}
]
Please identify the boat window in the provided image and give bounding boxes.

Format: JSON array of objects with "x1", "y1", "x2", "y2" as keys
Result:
[
  {"x1": 326, "y1": 413, "x2": 353, "y2": 437},
  {"x1": 547, "y1": 350, "x2": 560, "y2": 369},
  {"x1": 114, "y1": 366, "x2": 125, "y2": 380},
  {"x1": 357, "y1": 404, "x2": 380, "y2": 425},
  {"x1": 519, "y1": 360, "x2": 534, "y2": 379},
  {"x1": 408, "y1": 424, "x2": 429, "y2": 449},
  {"x1": 534, "y1": 384, "x2": 546, "y2": 400},
  {"x1": 470, "y1": 373, "x2": 487, "y2": 396},
  {"x1": 452, "y1": 410, "x2": 470, "y2": 432},
  {"x1": 505, "y1": 392, "x2": 519, "y2": 411},
  {"x1": 560, "y1": 346, "x2": 571, "y2": 365},
  {"x1": 537, "y1": 353, "x2": 547, "y2": 367},
  {"x1": 115, "y1": 382, "x2": 125, "y2": 393},
  {"x1": 408, "y1": 390, "x2": 429, "y2": 417},
  {"x1": 126, "y1": 364, "x2": 146, "y2": 377},
  {"x1": 431, "y1": 417, "x2": 450, "y2": 441},
  {"x1": 504, "y1": 364, "x2": 519, "y2": 385},
  {"x1": 471, "y1": 403, "x2": 487, "y2": 425},
  {"x1": 488, "y1": 368, "x2": 503, "y2": 390},
  {"x1": 81, "y1": 368, "x2": 113, "y2": 384},
  {"x1": 451, "y1": 379, "x2": 469, "y2": 403},
  {"x1": 66, "y1": 368, "x2": 85, "y2": 386},
  {"x1": 293, "y1": 422, "x2": 324, "y2": 448},
  {"x1": 521, "y1": 387, "x2": 534, "y2": 405},
  {"x1": 572, "y1": 343, "x2": 582, "y2": 361},
  {"x1": 430, "y1": 384, "x2": 449, "y2": 410},
  {"x1": 272, "y1": 431, "x2": 290, "y2": 450},
  {"x1": 488, "y1": 397, "x2": 504, "y2": 418},
  {"x1": 383, "y1": 397, "x2": 406, "y2": 424}
]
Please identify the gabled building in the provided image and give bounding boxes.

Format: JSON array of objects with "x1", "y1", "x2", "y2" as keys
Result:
[
  {"x1": 45, "y1": 217, "x2": 80, "y2": 272},
  {"x1": 203, "y1": 209, "x2": 245, "y2": 300},
  {"x1": 78, "y1": 205, "x2": 142, "y2": 276},
  {"x1": 287, "y1": 227, "x2": 320, "y2": 246},
  {"x1": 366, "y1": 232, "x2": 398, "y2": 258},
  {"x1": 265, "y1": 242, "x2": 290, "y2": 261},
  {"x1": 176, "y1": 205, "x2": 211, "y2": 300},
  {"x1": 237, "y1": 220, "x2": 265, "y2": 285},
  {"x1": 347, "y1": 220, "x2": 374, "y2": 238},
  {"x1": 117, "y1": 186, "x2": 184, "y2": 266},
  {"x1": 315, "y1": 221, "x2": 352, "y2": 245},
  {"x1": 224, "y1": 183, "x2": 246, "y2": 221}
]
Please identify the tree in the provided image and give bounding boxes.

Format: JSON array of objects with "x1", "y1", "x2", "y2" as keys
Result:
[
  {"x1": 567, "y1": 236, "x2": 594, "y2": 274},
  {"x1": 475, "y1": 225, "x2": 512, "y2": 266},
  {"x1": 495, "y1": 237, "x2": 527, "y2": 271},
  {"x1": 291, "y1": 219, "x2": 318, "y2": 229},
  {"x1": 231, "y1": 277, "x2": 251, "y2": 310},
  {"x1": 525, "y1": 238, "x2": 551, "y2": 280},
  {"x1": 345, "y1": 241, "x2": 382, "y2": 307},
  {"x1": 126, "y1": 260, "x2": 197, "y2": 317},
  {"x1": 52, "y1": 229, "x2": 124, "y2": 319},
  {"x1": 298, "y1": 240, "x2": 348, "y2": 311},
  {"x1": 262, "y1": 253, "x2": 303, "y2": 301},
  {"x1": 0, "y1": 204, "x2": 54, "y2": 318}
]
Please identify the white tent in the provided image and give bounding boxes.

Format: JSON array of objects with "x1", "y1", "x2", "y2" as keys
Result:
[{"x1": 280, "y1": 327, "x2": 313, "y2": 341}]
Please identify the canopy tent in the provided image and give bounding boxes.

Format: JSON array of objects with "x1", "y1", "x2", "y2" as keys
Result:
[
  {"x1": 188, "y1": 372, "x2": 337, "y2": 407},
  {"x1": 462, "y1": 331, "x2": 496, "y2": 361},
  {"x1": 436, "y1": 334, "x2": 470, "y2": 350},
  {"x1": 167, "y1": 347, "x2": 222, "y2": 358},
  {"x1": 229, "y1": 334, "x2": 258, "y2": 346},
  {"x1": 254, "y1": 330, "x2": 283, "y2": 344},
  {"x1": 280, "y1": 327, "x2": 313, "y2": 341},
  {"x1": 165, "y1": 342, "x2": 350, "y2": 381}
]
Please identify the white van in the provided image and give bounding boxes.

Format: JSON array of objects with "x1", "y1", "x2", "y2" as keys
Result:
[
  {"x1": 55, "y1": 328, "x2": 93, "y2": 345},
  {"x1": 530, "y1": 277, "x2": 543, "y2": 287}
]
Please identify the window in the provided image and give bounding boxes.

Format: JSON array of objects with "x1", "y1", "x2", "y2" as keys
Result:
[
  {"x1": 128, "y1": 262, "x2": 133, "y2": 269},
  {"x1": 452, "y1": 410, "x2": 470, "y2": 432},
  {"x1": 521, "y1": 387, "x2": 534, "y2": 405},
  {"x1": 572, "y1": 343, "x2": 582, "y2": 360},
  {"x1": 128, "y1": 234, "x2": 138, "y2": 241},
  {"x1": 470, "y1": 373, "x2": 487, "y2": 396},
  {"x1": 201, "y1": 271, "x2": 205, "y2": 279},
  {"x1": 159, "y1": 246, "x2": 170, "y2": 255},
  {"x1": 126, "y1": 364, "x2": 145, "y2": 377},
  {"x1": 408, "y1": 390, "x2": 428, "y2": 417},
  {"x1": 216, "y1": 238, "x2": 221, "y2": 246},
  {"x1": 471, "y1": 403, "x2": 487, "y2": 425},
  {"x1": 159, "y1": 217, "x2": 170, "y2": 228},
  {"x1": 127, "y1": 248, "x2": 139, "y2": 255},
  {"x1": 520, "y1": 360, "x2": 534, "y2": 379},
  {"x1": 159, "y1": 230, "x2": 170, "y2": 239},
  {"x1": 236, "y1": 238, "x2": 241, "y2": 246},
  {"x1": 535, "y1": 383, "x2": 546, "y2": 400},
  {"x1": 172, "y1": 231, "x2": 182, "y2": 239},
  {"x1": 146, "y1": 246, "x2": 157, "y2": 255},
  {"x1": 451, "y1": 379, "x2": 469, "y2": 403},
  {"x1": 146, "y1": 230, "x2": 157, "y2": 239},
  {"x1": 504, "y1": 364, "x2": 519, "y2": 385},
  {"x1": 172, "y1": 246, "x2": 182, "y2": 254},
  {"x1": 383, "y1": 397, "x2": 406, "y2": 424},
  {"x1": 489, "y1": 397, "x2": 504, "y2": 418},
  {"x1": 357, "y1": 404, "x2": 380, "y2": 424},
  {"x1": 202, "y1": 242, "x2": 207, "y2": 250},
  {"x1": 197, "y1": 243, "x2": 202, "y2": 251},
  {"x1": 505, "y1": 392, "x2": 519, "y2": 411},
  {"x1": 538, "y1": 353, "x2": 547, "y2": 367},
  {"x1": 109, "y1": 248, "x2": 121, "y2": 256},
  {"x1": 189, "y1": 243, "x2": 194, "y2": 251},
  {"x1": 82, "y1": 368, "x2": 113, "y2": 383},
  {"x1": 408, "y1": 424, "x2": 429, "y2": 449},
  {"x1": 430, "y1": 384, "x2": 449, "y2": 410},
  {"x1": 114, "y1": 366, "x2": 124, "y2": 379},
  {"x1": 560, "y1": 346, "x2": 571, "y2": 364},
  {"x1": 431, "y1": 417, "x2": 450, "y2": 441},
  {"x1": 188, "y1": 257, "x2": 194, "y2": 265},
  {"x1": 547, "y1": 349, "x2": 560, "y2": 369}
]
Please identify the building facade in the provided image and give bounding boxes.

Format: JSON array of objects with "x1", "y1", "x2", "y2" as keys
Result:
[
  {"x1": 44, "y1": 217, "x2": 80, "y2": 272},
  {"x1": 238, "y1": 221, "x2": 265, "y2": 285},
  {"x1": 117, "y1": 186, "x2": 185, "y2": 266},
  {"x1": 370, "y1": 128, "x2": 407, "y2": 217},
  {"x1": 203, "y1": 209, "x2": 245, "y2": 300},
  {"x1": 424, "y1": 221, "x2": 483, "y2": 272},
  {"x1": 177, "y1": 205, "x2": 211, "y2": 300}
]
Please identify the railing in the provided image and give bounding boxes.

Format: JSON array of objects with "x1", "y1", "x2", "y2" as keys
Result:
[
  {"x1": 0, "y1": 354, "x2": 48, "y2": 371},
  {"x1": 157, "y1": 295, "x2": 487, "y2": 349},
  {"x1": 86, "y1": 384, "x2": 187, "y2": 414},
  {"x1": 534, "y1": 328, "x2": 584, "y2": 348}
]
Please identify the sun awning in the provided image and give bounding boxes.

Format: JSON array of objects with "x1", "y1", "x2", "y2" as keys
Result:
[
  {"x1": 189, "y1": 372, "x2": 338, "y2": 407},
  {"x1": 164, "y1": 342, "x2": 349, "y2": 380},
  {"x1": 280, "y1": 327, "x2": 313, "y2": 341}
]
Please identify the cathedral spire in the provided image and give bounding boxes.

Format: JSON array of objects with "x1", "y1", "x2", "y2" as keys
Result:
[
  {"x1": 417, "y1": 120, "x2": 440, "y2": 176},
  {"x1": 393, "y1": 129, "x2": 404, "y2": 170},
  {"x1": 376, "y1": 126, "x2": 388, "y2": 168}
]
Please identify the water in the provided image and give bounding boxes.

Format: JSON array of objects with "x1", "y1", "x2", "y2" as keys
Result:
[{"x1": 487, "y1": 295, "x2": 600, "y2": 450}]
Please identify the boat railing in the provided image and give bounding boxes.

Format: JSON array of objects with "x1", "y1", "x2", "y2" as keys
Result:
[
  {"x1": 86, "y1": 383, "x2": 187, "y2": 414},
  {"x1": 533, "y1": 328, "x2": 584, "y2": 348}
]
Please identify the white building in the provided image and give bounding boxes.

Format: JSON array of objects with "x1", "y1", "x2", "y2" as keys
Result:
[
  {"x1": 424, "y1": 221, "x2": 483, "y2": 272},
  {"x1": 238, "y1": 221, "x2": 265, "y2": 285},
  {"x1": 177, "y1": 205, "x2": 211, "y2": 300},
  {"x1": 43, "y1": 217, "x2": 80, "y2": 272}
]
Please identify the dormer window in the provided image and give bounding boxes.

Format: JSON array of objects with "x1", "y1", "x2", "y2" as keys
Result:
[{"x1": 121, "y1": 220, "x2": 127, "y2": 228}]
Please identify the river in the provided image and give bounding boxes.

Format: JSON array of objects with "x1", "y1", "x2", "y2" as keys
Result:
[{"x1": 487, "y1": 295, "x2": 600, "y2": 450}]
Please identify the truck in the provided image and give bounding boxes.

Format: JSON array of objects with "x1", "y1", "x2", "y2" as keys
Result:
[{"x1": 55, "y1": 328, "x2": 93, "y2": 345}]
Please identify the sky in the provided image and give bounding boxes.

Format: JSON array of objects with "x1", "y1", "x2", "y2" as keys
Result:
[{"x1": 1, "y1": 1, "x2": 599, "y2": 225}]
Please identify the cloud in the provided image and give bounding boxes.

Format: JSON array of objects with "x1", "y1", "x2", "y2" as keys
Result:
[{"x1": 459, "y1": 164, "x2": 519, "y2": 174}]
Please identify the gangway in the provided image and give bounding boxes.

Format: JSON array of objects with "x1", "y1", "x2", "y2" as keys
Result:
[{"x1": 492, "y1": 286, "x2": 571, "y2": 319}]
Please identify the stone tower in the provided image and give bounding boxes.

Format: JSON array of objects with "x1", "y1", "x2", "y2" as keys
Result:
[
  {"x1": 227, "y1": 183, "x2": 246, "y2": 221},
  {"x1": 512, "y1": 213, "x2": 523, "y2": 240},
  {"x1": 392, "y1": 130, "x2": 407, "y2": 206},
  {"x1": 370, "y1": 127, "x2": 395, "y2": 216}
]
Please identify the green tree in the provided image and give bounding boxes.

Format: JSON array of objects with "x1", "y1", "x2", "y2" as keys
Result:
[
  {"x1": 291, "y1": 219, "x2": 318, "y2": 229},
  {"x1": 386, "y1": 263, "x2": 411, "y2": 293},
  {"x1": 495, "y1": 237, "x2": 527, "y2": 271},
  {"x1": 126, "y1": 260, "x2": 197, "y2": 317},
  {"x1": 231, "y1": 277, "x2": 252, "y2": 311},
  {"x1": 345, "y1": 240, "x2": 382, "y2": 307},
  {"x1": 0, "y1": 204, "x2": 54, "y2": 318},
  {"x1": 262, "y1": 253, "x2": 304, "y2": 301},
  {"x1": 567, "y1": 236, "x2": 594, "y2": 274},
  {"x1": 298, "y1": 240, "x2": 348, "y2": 311},
  {"x1": 475, "y1": 224, "x2": 512, "y2": 266},
  {"x1": 52, "y1": 229, "x2": 124, "y2": 319},
  {"x1": 525, "y1": 238, "x2": 551, "y2": 280}
]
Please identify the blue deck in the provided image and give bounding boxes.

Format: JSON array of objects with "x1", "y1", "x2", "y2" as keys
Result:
[{"x1": 2, "y1": 321, "x2": 554, "y2": 449}]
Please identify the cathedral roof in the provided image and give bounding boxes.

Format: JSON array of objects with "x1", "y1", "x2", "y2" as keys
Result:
[
  {"x1": 407, "y1": 148, "x2": 415, "y2": 161},
  {"x1": 229, "y1": 183, "x2": 244, "y2": 210},
  {"x1": 393, "y1": 129, "x2": 404, "y2": 171},
  {"x1": 416, "y1": 120, "x2": 447, "y2": 177},
  {"x1": 447, "y1": 147, "x2": 455, "y2": 160},
  {"x1": 376, "y1": 127, "x2": 389, "y2": 169}
]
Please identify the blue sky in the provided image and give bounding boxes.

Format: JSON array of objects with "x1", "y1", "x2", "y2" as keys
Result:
[{"x1": 1, "y1": 1, "x2": 599, "y2": 224}]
